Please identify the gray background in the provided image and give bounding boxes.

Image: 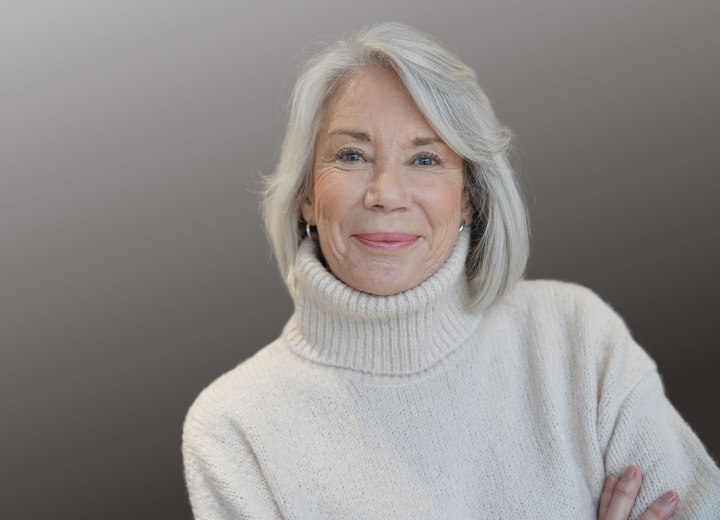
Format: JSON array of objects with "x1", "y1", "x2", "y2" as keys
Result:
[{"x1": 1, "y1": 0, "x2": 718, "y2": 518}]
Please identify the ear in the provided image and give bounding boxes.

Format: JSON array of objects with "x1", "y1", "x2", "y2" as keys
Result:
[{"x1": 301, "y1": 197, "x2": 314, "y2": 225}]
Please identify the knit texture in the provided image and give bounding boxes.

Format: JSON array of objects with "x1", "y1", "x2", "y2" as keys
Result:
[{"x1": 183, "y1": 231, "x2": 720, "y2": 519}]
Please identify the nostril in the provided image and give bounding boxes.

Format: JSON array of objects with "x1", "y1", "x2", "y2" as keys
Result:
[{"x1": 363, "y1": 178, "x2": 412, "y2": 211}]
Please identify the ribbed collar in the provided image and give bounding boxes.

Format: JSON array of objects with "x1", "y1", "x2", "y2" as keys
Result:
[{"x1": 282, "y1": 230, "x2": 480, "y2": 376}]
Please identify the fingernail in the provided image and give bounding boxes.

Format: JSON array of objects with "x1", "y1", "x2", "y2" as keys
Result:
[
  {"x1": 622, "y1": 465, "x2": 637, "y2": 480},
  {"x1": 661, "y1": 491, "x2": 679, "y2": 504}
]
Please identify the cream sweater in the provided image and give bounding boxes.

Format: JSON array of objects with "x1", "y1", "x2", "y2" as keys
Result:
[{"x1": 182, "y1": 231, "x2": 720, "y2": 519}]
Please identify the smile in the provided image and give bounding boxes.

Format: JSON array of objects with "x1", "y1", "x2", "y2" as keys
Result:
[{"x1": 353, "y1": 233, "x2": 421, "y2": 251}]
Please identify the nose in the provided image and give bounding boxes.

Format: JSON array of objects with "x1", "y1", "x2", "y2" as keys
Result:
[{"x1": 363, "y1": 164, "x2": 411, "y2": 212}]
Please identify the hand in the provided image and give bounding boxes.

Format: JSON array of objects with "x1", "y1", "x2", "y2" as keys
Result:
[{"x1": 598, "y1": 465, "x2": 680, "y2": 519}]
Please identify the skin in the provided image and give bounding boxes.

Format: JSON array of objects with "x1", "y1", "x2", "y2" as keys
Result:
[{"x1": 302, "y1": 66, "x2": 471, "y2": 296}]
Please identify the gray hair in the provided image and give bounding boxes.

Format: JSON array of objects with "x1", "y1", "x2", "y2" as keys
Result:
[{"x1": 261, "y1": 22, "x2": 529, "y2": 310}]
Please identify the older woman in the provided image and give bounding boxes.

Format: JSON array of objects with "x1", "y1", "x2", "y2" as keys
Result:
[{"x1": 182, "y1": 23, "x2": 720, "y2": 519}]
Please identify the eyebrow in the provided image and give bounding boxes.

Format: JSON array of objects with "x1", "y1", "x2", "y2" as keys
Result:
[
  {"x1": 327, "y1": 129, "x2": 442, "y2": 147},
  {"x1": 327, "y1": 129, "x2": 371, "y2": 142},
  {"x1": 412, "y1": 137, "x2": 442, "y2": 146}
]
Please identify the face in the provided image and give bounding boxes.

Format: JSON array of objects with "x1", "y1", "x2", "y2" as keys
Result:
[{"x1": 302, "y1": 66, "x2": 471, "y2": 296}]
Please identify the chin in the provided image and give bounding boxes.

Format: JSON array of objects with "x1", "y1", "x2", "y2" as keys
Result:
[
  {"x1": 350, "y1": 269, "x2": 417, "y2": 296},
  {"x1": 360, "y1": 284, "x2": 405, "y2": 296}
]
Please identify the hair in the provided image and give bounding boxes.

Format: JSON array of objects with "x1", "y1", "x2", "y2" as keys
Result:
[{"x1": 261, "y1": 22, "x2": 530, "y2": 310}]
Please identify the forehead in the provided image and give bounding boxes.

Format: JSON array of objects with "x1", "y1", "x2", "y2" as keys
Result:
[{"x1": 320, "y1": 66, "x2": 437, "y2": 139}]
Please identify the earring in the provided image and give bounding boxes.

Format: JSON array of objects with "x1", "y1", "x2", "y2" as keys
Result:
[
  {"x1": 458, "y1": 222, "x2": 465, "y2": 233},
  {"x1": 305, "y1": 221, "x2": 314, "y2": 241}
]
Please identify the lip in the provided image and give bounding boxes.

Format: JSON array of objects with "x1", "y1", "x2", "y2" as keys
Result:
[{"x1": 354, "y1": 232, "x2": 421, "y2": 251}]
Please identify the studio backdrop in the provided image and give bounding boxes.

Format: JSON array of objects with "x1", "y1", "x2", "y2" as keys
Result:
[{"x1": 1, "y1": 0, "x2": 718, "y2": 518}]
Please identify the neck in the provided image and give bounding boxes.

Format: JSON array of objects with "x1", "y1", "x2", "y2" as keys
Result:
[{"x1": 283, "y1": 230, "x2": 480, "y2": 375}]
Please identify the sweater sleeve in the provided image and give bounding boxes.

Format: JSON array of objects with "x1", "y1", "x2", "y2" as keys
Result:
[
  {"x1": 590, "y1": 296, "x2": 720, "y2": 519},
  {"x1": 182, "y1": 391, "x2": 284, "y2": 520}
]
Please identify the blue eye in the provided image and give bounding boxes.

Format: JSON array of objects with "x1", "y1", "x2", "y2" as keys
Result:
[
  {"x1": 415, "y1": 154, "x2": 441, "y2": 166},
  {"x1": 341, "y1": 152, "x2": 362, "y2": 162},
  {"x1": 336, "y1": 149, "x2": 365, "y2": 163}
]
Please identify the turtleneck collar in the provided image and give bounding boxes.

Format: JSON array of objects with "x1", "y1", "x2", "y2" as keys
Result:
[{"x1": 282, "y1": 230, "x2": 481, "y2": 376}]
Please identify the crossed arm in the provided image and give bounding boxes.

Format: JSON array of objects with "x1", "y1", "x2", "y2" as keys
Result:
[{"x1": 600, "y1": 465, "x2": 679, "y2": 519}]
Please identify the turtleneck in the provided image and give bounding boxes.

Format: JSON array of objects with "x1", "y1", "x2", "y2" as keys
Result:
[
  {"x1": 282, "y1": 229, "x2": 481, "y2": 375},
  {"x1": 185, "y1": 229, "x2": 720, "y2": 518}
]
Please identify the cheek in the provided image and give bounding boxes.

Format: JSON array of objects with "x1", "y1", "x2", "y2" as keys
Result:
[
  {"x1": 312, "y1": 174, "x2": 363, "y2": 227},
  {"x1": 420, "y1": 182, "x2": 465, "y2": 223}
]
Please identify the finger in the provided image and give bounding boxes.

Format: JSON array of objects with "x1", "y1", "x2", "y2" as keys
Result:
[
  {"x1": 604, "y1": 465, "x2": 643, "y2": 520},
  {"x1": 598, "y1": 475, "x2": 619, "y2": 519},
  {"x1": 638, "y1": 490, "x2": 680, "y2": 520}
]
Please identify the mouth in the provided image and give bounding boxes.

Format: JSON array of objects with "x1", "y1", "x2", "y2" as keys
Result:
[{"x1": 353, "y1": 232, "x2": 421, "y2": 251}]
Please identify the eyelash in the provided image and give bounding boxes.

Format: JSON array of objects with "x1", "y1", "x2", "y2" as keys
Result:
[
  {"x1": 336, "y1": 148, "x2": 366, "y2": 163},
  {"x1": 335, "y1": 148, "x2": 443, "y2": 166},
  {"x1": 413, "y1": 153, "x2": 443, "y2": 167}
]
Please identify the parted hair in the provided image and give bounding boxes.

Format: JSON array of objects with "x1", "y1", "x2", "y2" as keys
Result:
[{"x1": 261, "y1": 22, "x2": 530, "y2": 310}]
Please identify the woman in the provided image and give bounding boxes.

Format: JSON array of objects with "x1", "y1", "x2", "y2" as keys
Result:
[{"x1": 182, "y1": 23, "x2": 720, "y2": 518}]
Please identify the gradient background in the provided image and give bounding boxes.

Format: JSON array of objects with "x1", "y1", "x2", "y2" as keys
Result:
[{"x1": 1, "y1": 0, "x2": 718, "y2": 518}]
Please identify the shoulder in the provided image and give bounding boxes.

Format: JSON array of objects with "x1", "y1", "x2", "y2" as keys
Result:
[
  {"x1": 490, "y1": 280, "x2": 627, "y2": 335},
  {"x1": 498, "y1": 278, "x2": 656, "y2": 378},
  {"x1": 499, "y1": 278, "x2": 627, "y2": 334},
  {"x1": 182, "y1": 338, "x2": 291, "y2": 442},
  {"x1": 506, "y1": 278, "x2": 614, "y2": 312}
]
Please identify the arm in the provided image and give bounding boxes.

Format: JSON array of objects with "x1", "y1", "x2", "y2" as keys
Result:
[
  {"x1": 182, "y1": 396, "x2": 284, "y2": 520},
  {"x1": 594, "y1": 314, "x2": 720, "y2": 518}
]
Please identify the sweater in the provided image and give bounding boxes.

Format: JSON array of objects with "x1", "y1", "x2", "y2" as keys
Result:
[{"x1": 182, "y1": 230, "x2": 720, "y2": 519}]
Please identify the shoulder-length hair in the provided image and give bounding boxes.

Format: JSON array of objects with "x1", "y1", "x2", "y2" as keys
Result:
[{"x1": 262, "y1": 22, "x2": 529, "y2": 310}]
